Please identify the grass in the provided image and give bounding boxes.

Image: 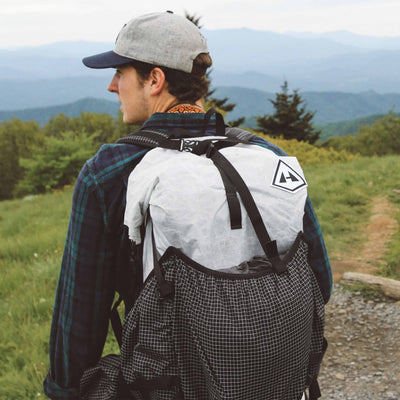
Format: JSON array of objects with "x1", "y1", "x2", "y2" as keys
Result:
[
  {"x1": 0, "y1": 189, "x2": 71, "y2": 399},
  {"x1": 341, "y1": 282, "x2": 386, "y2": 301},
  {"x1": 381, "y1": 207, "x2": 400, "y2": 279},
  {"x1": 0, "y1": 156, "x2": 399, "y2": 398},
  {"x1": 305, "y1": 156, "x2": 399, "y2": 260}
]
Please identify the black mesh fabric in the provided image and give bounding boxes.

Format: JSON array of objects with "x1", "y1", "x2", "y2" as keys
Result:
[{"x1": 81, "y1": 233, "x2": 325, "y2": 400}]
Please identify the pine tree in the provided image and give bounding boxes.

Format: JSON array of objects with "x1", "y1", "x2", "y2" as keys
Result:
[{"x1": 257, "y1": 81, "x2": 321, "y2": 143}]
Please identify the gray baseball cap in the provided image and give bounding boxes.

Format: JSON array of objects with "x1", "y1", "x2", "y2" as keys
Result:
[{"x1": 82, "y1": 11, "x2": 209, "y2": 73}]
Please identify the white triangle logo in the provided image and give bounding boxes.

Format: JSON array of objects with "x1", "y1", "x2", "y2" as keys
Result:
[{"x1": 271, "y1": 159, "x2": 307, "y2": 193}]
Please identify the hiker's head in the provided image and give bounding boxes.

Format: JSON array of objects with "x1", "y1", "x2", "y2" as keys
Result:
[{"x1": 82, "y1": 11, "x2": 212, "y2": 124}]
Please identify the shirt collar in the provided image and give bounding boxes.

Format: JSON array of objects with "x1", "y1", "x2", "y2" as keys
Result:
[
  {"x1": 141, "y1": 108, "x2": 217, "y2": 136},
  {"x1": 166, "y1": 104, "x2": 205, "y2": 114}
]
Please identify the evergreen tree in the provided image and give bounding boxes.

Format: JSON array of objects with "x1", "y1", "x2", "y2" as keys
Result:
[{"x1": 257, "y1": 81, "x2": 321, "y2": 143}]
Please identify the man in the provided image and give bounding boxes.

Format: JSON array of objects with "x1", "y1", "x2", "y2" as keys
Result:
[{"x1": 44, "y1": 11, "x2": 332, "y2": 399}]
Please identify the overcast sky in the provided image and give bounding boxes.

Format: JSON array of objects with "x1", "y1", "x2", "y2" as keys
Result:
[{"x1": 1, "y1": 0, "x2": 400, "y2": 48}]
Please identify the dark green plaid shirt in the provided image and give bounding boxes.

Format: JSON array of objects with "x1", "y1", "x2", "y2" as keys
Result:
[{"x1": 43, "y1": 111, "x2": 332, "y2": 399}]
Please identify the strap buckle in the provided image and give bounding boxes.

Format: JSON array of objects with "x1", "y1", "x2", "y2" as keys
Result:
[{"x1": 179, "y1": 138, "x2": 201, "y2": 152}]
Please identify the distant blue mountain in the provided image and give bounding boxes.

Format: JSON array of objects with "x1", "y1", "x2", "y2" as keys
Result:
[
  {"x1": 1, "y1": 28, "x2": 400, "y2": 93},
  {"x1": 0, "y1": 41, "x2": 111, "y2": 80},
  {"x1": 214, "y1": 86, "x2": 400, "y2": 125},
  {"x1": 1, "y1": 29, "x2": 400, "y2": 125},
  {"x1": 285, "y1": 30, "x2": 400, "y2": 50},
  {"x1": 0, "y1": 97, "x2": 119, "y2": 125},
  {"x1": 0, "y1": 76, "x2": 114, "y2": 110},
  {"x1": 1, "y1": 88, "x2": 400, "y2": 128}
]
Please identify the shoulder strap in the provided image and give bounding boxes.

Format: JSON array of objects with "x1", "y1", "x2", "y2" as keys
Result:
[
  {"x1": 225, "y1": 126, "x2": 256, "y2": 142},
  {"x1": 116, "y1": 126, "x2": 253, "y2": 149},
  {"x1": 206, "y1": 143, "x2": 286, "y2": 273},
  {"x1": 116, "y1": 108, "x2": 227, "y2": 147}
]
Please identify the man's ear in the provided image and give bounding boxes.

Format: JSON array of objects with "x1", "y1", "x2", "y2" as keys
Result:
[{"x1": 148, "y1": 67, "x2": 167, "y2": 96}]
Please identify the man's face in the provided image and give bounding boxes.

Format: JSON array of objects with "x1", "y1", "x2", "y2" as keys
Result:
[{"x1": 108, "y1": 65, "x2": 151, "y2": 124}]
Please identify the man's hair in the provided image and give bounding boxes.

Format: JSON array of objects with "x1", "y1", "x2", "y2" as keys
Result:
[{"x1": 130, "y1": 53, "x2": 212, "y2": 103}]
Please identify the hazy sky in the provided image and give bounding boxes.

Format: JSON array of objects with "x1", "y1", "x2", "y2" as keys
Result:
[{"x1": 1, "y1": 0, "x2": 400, "y2": 48}]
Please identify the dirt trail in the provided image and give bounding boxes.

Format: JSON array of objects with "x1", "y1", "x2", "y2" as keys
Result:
[
  {"x1": 319, "y1": 195, "x2": 400, "y2": 399},
  {"x1": 330, "y1": 196, "x2": 398, "y2": 283}
]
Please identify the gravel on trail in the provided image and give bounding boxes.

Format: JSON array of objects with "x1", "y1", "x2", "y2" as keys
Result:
[{"x1": 318, "y1": 284, "x2": 400, "y2": 399}]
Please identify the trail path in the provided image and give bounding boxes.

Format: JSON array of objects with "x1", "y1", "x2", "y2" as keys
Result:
[
  {"x1": 330, "y1": 196, "x2": 398, "y2": 283},
  {"x1": 319, "y1": 196, "x2": 400, "y2": 399}
]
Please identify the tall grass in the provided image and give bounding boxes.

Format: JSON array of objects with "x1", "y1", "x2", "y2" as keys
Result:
[
  {"x1": 0, "y1": 188, "x2": 71, "y2": 399},
  {"x1": 0, "y1": 156, "x2": 399, "y2": 398}
]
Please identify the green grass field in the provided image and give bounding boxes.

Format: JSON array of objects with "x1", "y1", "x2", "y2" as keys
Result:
[{"x1": 0, "y1": 156, "x2": 399, "y2": 399}]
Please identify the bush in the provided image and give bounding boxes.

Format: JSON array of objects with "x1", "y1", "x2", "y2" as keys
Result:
[
  {"x1": 0, "y1": 119, "x2": 43, "y2": 200},
  {"x1": 254, "y1": 131, "x2": 358, "y2": 166},
  {"x1": 15, "y1": 131, "x2": 97, "y2": 196},
  {"x1": 322, "y1": 112, "x2": 400, "y2": 156}
]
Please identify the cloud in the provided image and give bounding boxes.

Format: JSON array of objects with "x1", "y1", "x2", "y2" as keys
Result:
[
  {"x1": 201, "y1": 0, "x2": 400, "y2": 36},
  {"x1": 1, "y1": 0, "x2": 400, "y2": 48}
]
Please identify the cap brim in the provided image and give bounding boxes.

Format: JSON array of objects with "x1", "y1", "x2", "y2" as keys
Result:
[{"x1": 82, "y1": 50, "x2": 134, "y2": 69}]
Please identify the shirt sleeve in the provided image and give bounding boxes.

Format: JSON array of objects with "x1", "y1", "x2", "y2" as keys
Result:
[
  {"x1": 43, "y1": 162, "x2": 117, "y2": 399},
  {"x1": 303, "y1": 196, "x2": 333, "y2": 303}
]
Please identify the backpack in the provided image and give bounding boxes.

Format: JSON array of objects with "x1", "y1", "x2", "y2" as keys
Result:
[{"x1": 80, "y1": 113, "x2": 327, "y2": 400}]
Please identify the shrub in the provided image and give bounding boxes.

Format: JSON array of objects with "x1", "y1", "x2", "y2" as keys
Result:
[
  {"x1": 15, "y1": 131, "x2": 97, "y2": 196},
  {"x1": 0, "y1": 119, "x2": 43, "y2": 200},
  {"x1": 253, "y1": 131, "x2": 358, "y2": 166},
  {"x1": 322, "y1": 112, "x2": 400, "y2": 157}
]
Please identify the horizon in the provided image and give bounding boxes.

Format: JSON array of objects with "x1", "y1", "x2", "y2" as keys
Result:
[
  {"x1": 1, "y1": 0, "x2": 400, "y2": 48},
  {"x1": 1, "y1": 28, "x2": 400, "y2": 52}
]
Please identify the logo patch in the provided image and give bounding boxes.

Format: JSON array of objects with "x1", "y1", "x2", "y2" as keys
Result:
[{"x1": 271, "y1": 159, "x2": 307, "y2": 193}]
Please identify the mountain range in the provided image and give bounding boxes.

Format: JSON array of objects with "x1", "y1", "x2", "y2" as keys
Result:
[
  {"x1": 1, "y1": 28, "x2": 400, "y2": 127},
  {"x1": 213, "y1": 86, "x2": 400, "y2": 124},
  {"x1": 1, "y1": 88, "x2": 398, "y2": 130}
]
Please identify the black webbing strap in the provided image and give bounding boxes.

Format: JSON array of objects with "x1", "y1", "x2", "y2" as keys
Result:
[
  {"x1": 308, "y1": 380, "x2": 321, "y2": 400},
  {"x1": 117, "y1": 129, "x2": 181, "y2": 150},
  {"x1": 128, "y1": 375, "x2": 180, "y2": 391},
  {"x1": 125, "y1": 374, "x2": 182, "y2": 400},
  {"x1": 116, "y1": 128, "x2": 169, "y2": 148},
  {"x1": 152, "y1": 230, "x2": 175, "y2": 299},
  {"x1": 202, "y1": 108, "x2": 226, "y2": 136},
  {"x1": 307, "y1": 337, "x2": 328, "y2": 400},
  {"x1": 206, "y1": 144, "x2": 287, "y2": 274},
  {"x1": 214, "y1": 164, "x2": 242, "y2": 230}
]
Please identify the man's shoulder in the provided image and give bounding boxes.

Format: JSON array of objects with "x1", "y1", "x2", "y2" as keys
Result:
[{"x1": 83, "y1": 142, "x2": 149, "y2": 186}]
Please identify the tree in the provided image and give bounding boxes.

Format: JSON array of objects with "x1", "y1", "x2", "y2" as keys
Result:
[
  {"x1": 184, "y1": 11, "x2": 244, "y2": 127},
  {"x1": 0, "y1": 118, "x2": 43, "y2": 199},
  {"x1": 257, "y1": 81, "x2": 321, "y2": 144}
]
